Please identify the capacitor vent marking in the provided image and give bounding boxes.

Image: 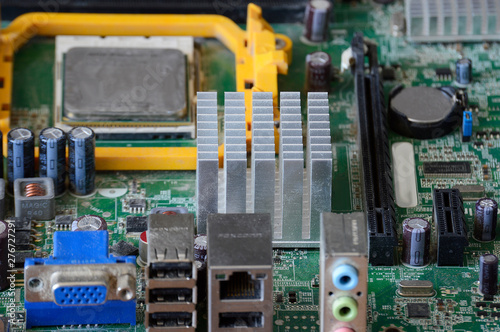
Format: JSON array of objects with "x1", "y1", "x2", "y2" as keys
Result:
[{"x1": 24, "y1": 183, "x2": 46, "y2": 197}]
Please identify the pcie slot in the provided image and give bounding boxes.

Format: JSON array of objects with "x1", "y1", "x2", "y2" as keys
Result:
[{"x1": 351, "y1": 33, "x2": 397, "y2": 266}]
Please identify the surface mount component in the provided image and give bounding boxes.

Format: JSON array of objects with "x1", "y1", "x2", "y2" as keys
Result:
[
  {"x1": 397, "y1": 280, "x2": 435, "y2": 297},
  {"x1": 350, "y1": 33, "x2": 397, "y2": 266},
  {"x1": 388, "y1": 86, "x2": 465, "y2": 139},
  {"x1": 320, "y1": 212, "x2": 367, "y2": 332},
  {"x1": 196, "y1": 92, "x2": 218, "y2": 234},
  {"x1": 407, "y1": 303, "x2": 430, "y2": 319},
  {"x1": 207, "y1": 214, "x2": 273, "y2": 331},
  {"x1": 423, "y1": 161, "x2": 472, "y2": 177},
  {"x1": 145, "y1": 213, "x2": 197, "y2": 331},
  {"x1": 433, "y1": 189, "x2": 468, "y2": 266},
  {"x1": 405, "y1": 0, "x2": 500, "y2": 42},
  {"x1": 24, "y1": 231, "x2": 136, "y2": 328}
]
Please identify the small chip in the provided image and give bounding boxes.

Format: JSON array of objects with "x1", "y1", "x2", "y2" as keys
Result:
[
  {"x1": 110, "y1": 240, "x2": 139, "y2": 257},
  {"x1": 55, "y1": 215, "x2": 73, "y2": 225},
  {"x1": 275, "y1": 292, "x2": 284, "y2": 303},
  {"x1": 492, "y1": 312, "x2": 500, "y2": 318},
  {"x1": 273, "y1": 257, "x2": 281, "y2": 264},
  {"x1": 476, "y1": 131, "x2": 488, "y2": 139},
  {"x1": 14, "y1": 251, "x2": 34, "y2": 268},
  {"x1": 490, "y1": 303, "x2": 500, "y2": 308},
  {"x1": 435, "y1": 67, "x2": 452, "y2": 78},
  {"x1": 126, "y1": 216, "x2": 148, "y2": 233},
  {"x1": 288, "y1": 291, "x2": 297, "y2": 303},
  {"x1": 407, "y1": 303, "x2": 430, "y2": 318},
  {"x1": 381, "y1": 67, "x2": 396, "y2": 80},
  {"x1": 150, "y1": 207, "x2": 189, "y2": 214},
  {"x1": 6, "y1": 217, "x2": 32, "y2": 232},
  {"x1": 476, "y1": 301, "x2": 488, "y2": 307},
  {"x1": 129, "y1": 199, "x2": 146, "y2": 209},
  {"x1": 423, "y1": 162, "x2": 471, "y2": 177},
  {"x1": 15, "y1": 232, "x2": 31, "y2": 250},
  {"x1": 477, "y1": 310, "x2": 489, "y2": 317}
]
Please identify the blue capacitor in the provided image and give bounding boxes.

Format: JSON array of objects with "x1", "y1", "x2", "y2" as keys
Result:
[
  {"x1": 462, "y1": 111, "x2": 473, "y2": 142},
  {"x1": 7, "y1": 128, "x2": 35, "y2": 192},
  {"x1": 456, "y1": 58, "x2": 472, "y2": 85},
  {"x1": 39, "y1": 127, "x2": 67, "y2": 196},
  {"x1": 68, "y1": 127, "x2": 95, "y2": 196}
]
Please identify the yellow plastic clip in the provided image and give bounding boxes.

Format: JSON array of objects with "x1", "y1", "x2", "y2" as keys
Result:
[{"x1": 0, "y1": 4, "x2": 291, "y2": 170}]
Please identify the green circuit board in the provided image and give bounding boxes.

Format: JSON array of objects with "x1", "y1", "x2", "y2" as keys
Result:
[{"x1": 3, "y1": 1, "x2": 500, "y2": 331}]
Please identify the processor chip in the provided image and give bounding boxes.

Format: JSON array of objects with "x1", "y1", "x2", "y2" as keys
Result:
[{"x1": 63, "y1": 47, "x2": 187, "y2": 122}]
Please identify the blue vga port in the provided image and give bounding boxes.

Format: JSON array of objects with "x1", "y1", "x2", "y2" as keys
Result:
[
  {"x1": 25, "y1": 231, "x2": 137, "y2": 328},
  {"x1": 53, "y1": 285, "x2": 108, "y2": 305}
]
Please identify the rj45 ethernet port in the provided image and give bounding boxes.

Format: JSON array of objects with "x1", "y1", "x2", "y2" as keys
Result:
[
  {"x1": 219, "y1": 272, "x2": 265, "y2": 301},
  {"x1": 218, "y1": 312, "x2": 263, "y2": 328}
]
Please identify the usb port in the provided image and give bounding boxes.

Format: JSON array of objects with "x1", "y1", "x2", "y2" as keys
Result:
[
  {"x1": 150, "y1": 262, "x2": 193, "y2": 279},
  {"x1": 148, "y1": 312, "x2": 193, "y2": 328},
  {"x1": 149, "y1": 288, "x2": 193, "y2": 303}
]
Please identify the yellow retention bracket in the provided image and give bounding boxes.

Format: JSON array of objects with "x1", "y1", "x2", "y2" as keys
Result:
[{"x1": 0, "y1": 3, "x2": 292, "y2": 170}]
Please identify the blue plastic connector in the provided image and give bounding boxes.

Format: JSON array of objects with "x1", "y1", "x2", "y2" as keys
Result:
[
  {"x1": 332, "y1": 264, "x2": 359, "y2": 291},
  {"x1": 25, "y1": 231, "x2": 136, "y2": 329},
  {"x1": 462, "y1": 111, "x2": 473, "y2": 142}
]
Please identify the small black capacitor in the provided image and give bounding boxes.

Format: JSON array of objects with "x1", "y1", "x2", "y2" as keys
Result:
[
  {"x1": 303, "y1": 0, "x2": 332, "y2": 43},
  {"x1": 68, "y1": 127, "x2": 95, "y2": 196},
  {"x1": 402, "y1": 218, "x2": 431, "y2": 267},
  {"x1": 7, "y1": 128, "x2": 35, "y2": 192},
  {"x1": 479, "y1": 254, "x2": 498, "y2": 297},
  {"x1": 306, "y1": 51, "x2": 332, "y2": 92},
  {"x1": 456, "y1": 58, "x2": 472, "y2": 85},
  {"x1": 0, "y1": 220, "x2": 9, "y2": 290},
  {"x1": 474, "y1": 198, "x2": 498, "y2": 242},
  {"x1": 39, "y1": 127, "x2": 67, "y2": 196}
]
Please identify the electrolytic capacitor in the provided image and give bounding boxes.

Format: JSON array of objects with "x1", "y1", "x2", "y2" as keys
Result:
[
  {"x1": 39, "y1": 127, "x2": 67, "y2": 196},
  {"x1": 7, "y1": 128, "x2": 35, "y2": 193},
  {"x1": 71, "y1": 215, "x2": 107, "y2": 231},
  {"x1": 306, "y1": 51, "x2": 332, "y2": 92},
  {"x1": 68, "y1": 127, "x2": 95, "y2": 196},
  {"x1": 402, "y1": 218, "x2": 431, "y2": 267},
  {"x1": 303, "y1": 0, "x2": 332, "y2": 43},
  {"x1": 456, "y1": 58, "x2": 472, "y2": 85},
  {"x1": 479, "y1": 254, "x2": 498, "y2": 298},
  {"x1": 474, "y1": 198, "x2": 498, "y2": 242},
  {"x1": 139, "y1": 231, "x2": 148, "y2": 266},
  {"x1": 0, "y1": 220, "x2": 9, "y2": 290}
]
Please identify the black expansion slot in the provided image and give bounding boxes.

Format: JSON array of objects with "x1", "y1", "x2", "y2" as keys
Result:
[{"x1": 350, "y1": 32, "x2": 398, "y2": 266}]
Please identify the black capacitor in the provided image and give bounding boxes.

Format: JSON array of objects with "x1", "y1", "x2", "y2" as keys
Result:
[
  {"x1": 68, "y1": 127, "x2": 95, "y2": 196},
  {"x1": 0, "y1": 220, "x2": 9, "y2": 290},
  {"x1": 402, "y1": 218, "x2": 431, "y2": 267},
  {"x1": 39, "y1": 127, "x2": 67, "y2": 196},
  {"x1": 303, "y1": 0, "x2": 332, "y2": 43},
  {"x1": 7, "y1": 128, "x2": 35, "y2": 192},
  {"x1": 474, "y1": 198, "x2": 498, "y2": 242},
  {"x1": 479, "y1": 254, "x2": 498, "y2": 297},
  {"x1": 306, "y1": 51, "x2": 332, "y2": 92},
  {"x1": 456, "y1": 58, "x2": 472, "y2": 85}
]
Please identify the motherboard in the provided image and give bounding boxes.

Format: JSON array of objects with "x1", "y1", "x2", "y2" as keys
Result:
[{"x1": 1, "y1": 0, "x2": 500, "y2": 331}]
